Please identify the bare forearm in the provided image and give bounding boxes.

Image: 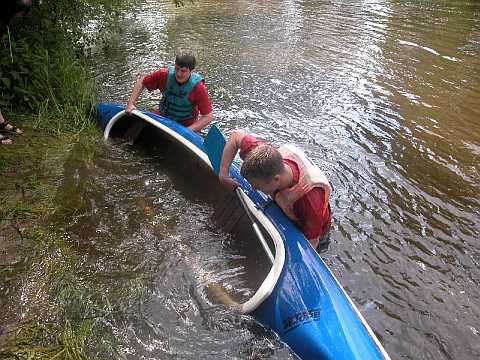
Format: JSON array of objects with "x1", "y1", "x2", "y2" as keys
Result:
[
  {"x1": 126, "y1": 77, "x2": 145, "y2": 113},
  {"x1": 188, "y1": 112, "x2": 212, "y2": 132},
  {"x1": 219, "y1": 132, "x2": 244, "y2": 178}
]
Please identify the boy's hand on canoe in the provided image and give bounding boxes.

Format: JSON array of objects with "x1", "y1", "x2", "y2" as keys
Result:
[
  {"x1": 219, "y1": 175, "x2": 239, "y2": 191},
  {"x1": 126, "y1": 103, "x2": 136, "y2": 114}
]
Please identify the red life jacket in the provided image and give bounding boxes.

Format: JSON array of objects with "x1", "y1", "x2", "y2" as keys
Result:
[{"x1": 275, "y1": 145, "x2": 332, "y2": 245}]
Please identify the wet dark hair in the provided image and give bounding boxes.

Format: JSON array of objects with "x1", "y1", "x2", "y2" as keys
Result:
[{"x1": 174, "y1": 49, "x2": 196, "y2": 70}]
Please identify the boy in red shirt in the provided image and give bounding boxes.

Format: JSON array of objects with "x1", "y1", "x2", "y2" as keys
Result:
[
  {"x1": 219, "y1": 131, "x2": 332, "y2": 249},
  {"x1": 126, "y1": 50, "x2": 212, "y2": 132}
]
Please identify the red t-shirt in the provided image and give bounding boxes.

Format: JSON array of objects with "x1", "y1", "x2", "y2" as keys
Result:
[
  {"x1": 239, "y1": 135, "x2": 331, "y2": 241},
  {"x1": 142, "y1": 68, "x2": 212, "y2": 125}
]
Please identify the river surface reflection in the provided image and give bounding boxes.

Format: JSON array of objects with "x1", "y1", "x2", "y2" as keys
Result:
[{"x1": 92, "y1": 0, "x2": 480, "y2": 358}]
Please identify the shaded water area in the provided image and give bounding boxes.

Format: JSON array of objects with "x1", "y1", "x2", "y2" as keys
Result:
[{"x1": 2, "y1": 0, "x2": 478, "y2": 359}]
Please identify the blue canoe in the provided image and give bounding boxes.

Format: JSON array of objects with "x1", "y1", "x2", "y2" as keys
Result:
[{"x1": 96, "y1": 103, "x2": 391, "y2": 360}]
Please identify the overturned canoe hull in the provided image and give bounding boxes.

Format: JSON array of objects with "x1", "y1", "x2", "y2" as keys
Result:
[{"x1": 96, "y1": 103, "x2": 390, "y2": 360}]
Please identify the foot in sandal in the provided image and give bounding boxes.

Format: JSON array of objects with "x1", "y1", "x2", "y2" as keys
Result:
[
  {"x1": 0, "y1": 134, "x2": 13, "y2": 145},
  {"x1": 0, "y1": 119, "x2": 23, "y2": 135},
  {"x1": 0, "y1": 111, "x2": 23, "y2": 135}
]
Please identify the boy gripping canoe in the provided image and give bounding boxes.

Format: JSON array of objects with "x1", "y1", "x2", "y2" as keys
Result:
[
  {"x1": 219, "y1": 131, "x2": 333, "y2": 249},
  {"x1": 126, "y1": 49, "x2": 212, "y2": 133}
]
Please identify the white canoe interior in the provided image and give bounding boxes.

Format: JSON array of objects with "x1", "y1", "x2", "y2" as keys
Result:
[{"x1": 103, "y1": 110, "x2": 286, "y2": 314}]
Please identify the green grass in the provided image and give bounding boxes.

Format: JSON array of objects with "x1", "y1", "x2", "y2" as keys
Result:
[
  {"x1": 0, "y1": 1, "x2": 179, "y2": 357},
  {"x1": 0, "y1": 131, "x2": 102, "y2": 359},
  {"x1": 1, "y1": 319, "x2": 92, "y2": 359}
]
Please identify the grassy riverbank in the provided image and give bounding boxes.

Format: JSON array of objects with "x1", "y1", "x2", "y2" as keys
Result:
[
  {"x1": 0, "y1": 1, "x2": 134, "y2": 358},
  {"x1": 0, "y1": 131, "x2": 102, "y2": 359}
]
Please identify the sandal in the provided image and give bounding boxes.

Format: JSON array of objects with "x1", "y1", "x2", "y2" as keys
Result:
[
  {"x1": 0, "y1": 120, "x2": 23, "y2": 135},
  {"x1": 0, "y1": 134, "x2": 13, "y2": 145}
]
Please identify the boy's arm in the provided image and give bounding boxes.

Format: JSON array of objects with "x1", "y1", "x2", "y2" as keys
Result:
[
  {"x1": 188, "y1": 82, "x2": 213, "y2": 132},
  {"x1": 188, "y1": 112, "x2": 212, "y2": 132},
  {"x1": 219, "y1": 131, "x2": 245, "y2": 190},
  {"x1": 126, "y1": 77, "x2": 145, "y2": 114}
]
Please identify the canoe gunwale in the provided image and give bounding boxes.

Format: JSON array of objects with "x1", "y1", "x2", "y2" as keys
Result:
[{"x1": 102, "y1": 109, "x2": 286, "y2": 314}]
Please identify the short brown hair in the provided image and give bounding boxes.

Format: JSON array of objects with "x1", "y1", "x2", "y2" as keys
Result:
[
  {"x1": 175, "y1": 49, "x2": 196, "y2": 70},
  {"x1": 240, "y1": 145, "x2": 283, "y2": 181}
]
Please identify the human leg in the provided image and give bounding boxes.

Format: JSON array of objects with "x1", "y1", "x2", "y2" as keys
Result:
[
  {"x1": 0, "y1": 110, "x2": 23, "y2": 135},
  {"x1": 0, "y1": 134, "x2": 13, "y2": 145}
]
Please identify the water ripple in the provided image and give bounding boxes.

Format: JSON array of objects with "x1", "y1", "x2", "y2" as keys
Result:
[{"x1": 90, "y1": 0, "x2": 480, "y2": 358}]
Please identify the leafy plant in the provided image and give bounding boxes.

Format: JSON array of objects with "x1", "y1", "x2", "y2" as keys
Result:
[{"x1": 0, "y1": 0, "x2": 135, "y2": 132}]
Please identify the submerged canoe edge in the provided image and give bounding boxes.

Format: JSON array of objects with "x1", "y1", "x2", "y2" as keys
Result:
[{"x1": 96, "y1": 103, "x2": 391, "y2": 360}]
